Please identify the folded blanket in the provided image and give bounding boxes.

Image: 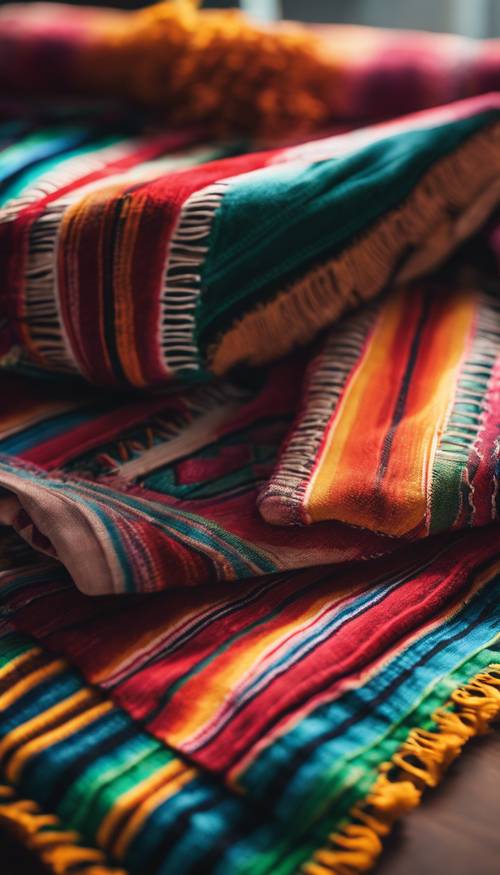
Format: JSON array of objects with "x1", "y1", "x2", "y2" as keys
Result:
[
  {"x1": 0, "y1": 7, "x2": 499, "y2": 875},
  {"x1": 2, "y1": 94, "x2": 500, "y2": 390}
]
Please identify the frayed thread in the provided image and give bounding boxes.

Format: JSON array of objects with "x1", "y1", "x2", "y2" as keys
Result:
[
  {"x1": 210, "y1": 122, "x2": 500, "y2": 376},
  {"x1": 0, "y1": 783, "x2": 127, "y2": 875},
  {"x1": 302, "y1": 663, "x2": 500, "y2": 875}
]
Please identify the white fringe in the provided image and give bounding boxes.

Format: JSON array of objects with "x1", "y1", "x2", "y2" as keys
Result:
[
  {"x1": 436, "y1": 290, "x2": 500, "y2": 465},
  {"x1": 258, "y1": 302, "x2": 378, "y2": 524},
  {"x1": 1, "y1": 139, "x2": 140, "y2": 373},
  {"x1": 160, "y1": 182, "x2": 229, "y2": 375},
  {"x1": 23, "y1": 200, "x2": 78, "y2": 372}
]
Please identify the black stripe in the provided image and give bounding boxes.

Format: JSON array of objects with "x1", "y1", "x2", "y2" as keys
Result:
[
  {"x1": 264, "y1": 589, "x2": 500, "y2": 803},
  {"x1": 0, "y1": 649, "x2": 54, "y2": 697},
  {"x1": 147, "y1": 792, "x2": 228, "y2": 875},
  {"x1": 376, "y1": 292, "x2": 432, "y2": 484},
  {"x1": 42, "y1": 720, "x2": 140, "y2": 811},
  {"x1": 145, "y1": 545, "x2": 448, "y2": 747},
  {"x1": 0, "y1": 689, "x2": 102, "y2": 772},
  {"x1": 99, "y1": 196, "x2": 129, "y2": 384},
  {"x1": 222, "y1": 551, "x2": 500, "y2": 780}
]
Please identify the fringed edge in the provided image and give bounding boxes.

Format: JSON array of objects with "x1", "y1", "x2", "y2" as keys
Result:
[
  {"x1": 14, "y1": 139, "x2": 140, "y2": 375},
  {"x1": 209, "y1": 121, "x2": 500, "y2": 376},
  {"x1": 23, "y1": 202, "x2": 78, "y2": 372},
  {"x1": 0, "y1": 782, "x2": 127, "y2": 875},
  {"x1": 301, "y1": 663, "x2": 500, "y2": 875},
  {"x1": 258, "y1": 300, "x2": 378, "y2": 525},
  {"x1": 160, "y1": 181, "x2": 229, "y2": 377},
  {"x1": 435, "y1": 290, "x2": 500, "y2": 464}
]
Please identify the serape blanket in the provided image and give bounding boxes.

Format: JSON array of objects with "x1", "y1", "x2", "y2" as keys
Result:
[{"x1": 0, "y1": 6, "x2": 499, "y2": 875}]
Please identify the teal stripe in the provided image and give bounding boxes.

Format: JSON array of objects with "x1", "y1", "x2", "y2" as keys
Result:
[
  {"x1": 199, "y1": 110, "x2": 498, "y2": 348},
  {"x1": 242, "y1": 573, "x2": 500, "y2": 819}
]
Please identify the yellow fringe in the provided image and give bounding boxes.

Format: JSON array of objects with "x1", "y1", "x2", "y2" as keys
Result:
[
  {"x1": 209, "y1": 121, "x2": 500, "y2": 376},
  {"x1": 0, "y1": 665, "x2": 497, "y2": 875},
  {"x1": 0, "y1": 784, "x2": 127, "y2": 875},
  {"x1": 302, "y1": 663, "x2": 500, "y2": 875},
  {"x1": 79, "y1": 1, "x2": 334, "y2": 137}
]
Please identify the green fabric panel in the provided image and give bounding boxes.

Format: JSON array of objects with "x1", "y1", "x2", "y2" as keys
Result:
[
  {"x1": 430, "y1": 458, "x2": 464, "y2": 534},
  {"x1": 198, "y1": 110, "x2": 498, "y2": 350}
]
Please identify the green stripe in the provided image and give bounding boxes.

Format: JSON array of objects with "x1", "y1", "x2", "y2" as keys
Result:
[{"x1": 198, "y1": 110, "x2": 498, "y2": 350}]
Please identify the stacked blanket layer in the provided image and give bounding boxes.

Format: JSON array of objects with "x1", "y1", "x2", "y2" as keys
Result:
[
  {"x1": 2, "y1": 2, "x2": 500, "y2": 134},
  {"x1": 0, "y1": 6, "x2": 499, "y2": 875}
]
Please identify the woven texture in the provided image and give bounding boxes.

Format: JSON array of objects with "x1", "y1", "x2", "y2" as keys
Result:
[
  {"x1": 0, "y1": 7, "x2": 499, "y2": 875},
  {"x1": 259, "y1": 275, "x2": 500, "y2": 536}
]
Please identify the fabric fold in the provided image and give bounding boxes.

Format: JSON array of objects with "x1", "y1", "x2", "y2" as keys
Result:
[
  {"x1": 0, "y1": 358, "x2": 393, "y2": 594},
  {"x1": 259, "y1": 271, "x2": 500, "y2": 537},
  {"x1": 0, "y1": 8, "x2": 500, "y2": 875},
  {"x1": 0, "y1": 526, "x2": 498, "y2": 875},
  {"x1": 1, "y1": 94, "x2": 500, "y2": 391}
]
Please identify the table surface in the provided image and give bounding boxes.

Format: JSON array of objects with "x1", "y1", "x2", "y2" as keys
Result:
[{"x1": 1, "y1": 729, "x2": 499, "y2": 875}]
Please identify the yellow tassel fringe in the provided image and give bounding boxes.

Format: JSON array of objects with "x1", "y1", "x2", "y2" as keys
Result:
[
  {"x1": 302, "y1": 663, "x2": 500, "y2": 875},
  {"x1": 0, "y1": 665, "x2": 498, "y2": 875},
  {"x1": 0, "y1": 784, "x2": 127, "y2": 875},
  {"x1": 210, "y1": 121, "x2": 500, "y2": 376}
]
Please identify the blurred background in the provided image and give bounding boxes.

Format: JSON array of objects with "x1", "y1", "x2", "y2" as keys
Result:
[
  {"x1": 3, "y1": 0, "x2": 499, "y2": 37},
  {"x1": 247, "y1": 1, "x2": 500, "y2": 36}
]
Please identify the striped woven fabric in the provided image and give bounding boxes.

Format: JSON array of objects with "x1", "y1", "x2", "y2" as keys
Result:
[
  {"x1": 0, "y1": 530, "x2": 499, "y2": 875},
  {"x1": 0, "y1": 6, "x2": 499, "y2": 875},
  {"x1": 2, "y1": 94, "x2": 500, "y2": 390},
  {"x1": 259, "y1": 272, "x2": 500, "y2": 537}
]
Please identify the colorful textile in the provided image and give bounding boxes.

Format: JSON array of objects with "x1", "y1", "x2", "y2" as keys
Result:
[
  {"x1": 0, "y1": 7, "x2": 499, "y2": 875},
  {"x1": 0, "y1": 534, "x2": 498, "y2": 875},
  {"x1": 3, "y1": 3, "x2": 500, "y2": 135},
  {"x1": 1, "y1": 95, "x2": 500, "y2": 391},
  {"x1": 0, "y1": 1, "x2": 335, "y2": 137},
  {"x1": 259, "y1": 273, "x2": 500, "y2": 537}
]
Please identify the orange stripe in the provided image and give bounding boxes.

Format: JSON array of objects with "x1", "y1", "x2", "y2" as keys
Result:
[
  {"x1": 0, "y1": 648, "x2": 41, "y2": 682},
  {"x1": 162, "y1": 581, "x2": 357, "y2": 745},
  {"x1": 306, "y1": 284, "x2": 476, "y2": 535},
  {"x1": 305, "y1": 286, "x2": 419, "y2": 529},
  {"x1": 379, "y1": 287, "x2": 476, "y2": 533},
  {"x1": 114, "y1": 192, "x2": 147, "y2": 387},
  {"x1": 0, "y1": 688, "x2": 96, "y2": 760},
  {"x1": 97, "y1": 759, "x2": 189, "y2": 849}
]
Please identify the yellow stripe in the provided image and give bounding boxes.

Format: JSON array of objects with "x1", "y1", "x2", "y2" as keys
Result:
[
  {"x1": 0, "y1": 648, "x2": 41, "y2": 682},
  {"x1": 97, "y1": 759, "x2": 189, "y2": 849},
  {"x1": 6, "y1": 700, "x2": 114, "y2": 783},
  {"x1": 112, "y1": 763, "x2": 196, "y2": 859},
  {"x1": 306, "y1": 289, "x2": 405, "y2": 516},
  {"x1": 0, "y1": 659, "x2": 65, "y2": 712},
  {"x1": 306, "y1": 286, "x2": 476, "y2": 535},
  {"x1": 165, "y1": 583, "x2": 357, "y2": 745},
  {"x1": 114, "y1": 191, "x2": 148, "y2": 388},
  {"x1": 0, "y1": 688, "x2": 95, "y2": 760}
]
